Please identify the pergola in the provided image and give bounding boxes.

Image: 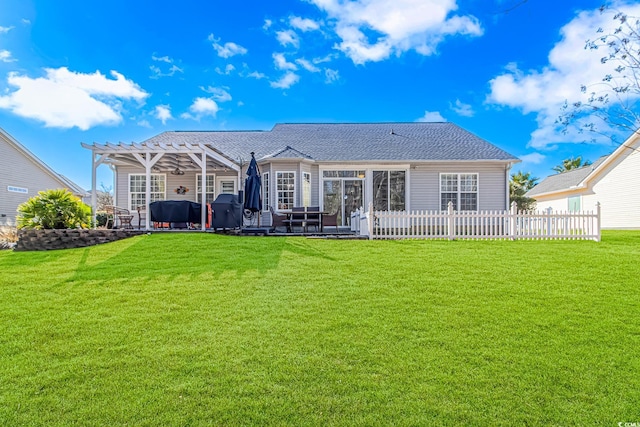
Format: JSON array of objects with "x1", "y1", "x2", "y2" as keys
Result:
[{"x1": 82, "y1": 140, "x2": 241, "y2": 230}]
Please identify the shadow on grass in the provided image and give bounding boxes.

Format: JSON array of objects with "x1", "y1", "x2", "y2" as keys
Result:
[{"x1": 61, "y1": 233, "x2": 337, "y2": 284}]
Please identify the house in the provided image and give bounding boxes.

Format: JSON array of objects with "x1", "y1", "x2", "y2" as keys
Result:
[
  {"x1": 0, "y1": 127, "x2": 88, "y2": 226},
  {"x1": 82, "y1": 122, "x2": 520, "y2": 230},
  {"x1": 526, "y1": 131, "x2": 640, "y2": 229}
]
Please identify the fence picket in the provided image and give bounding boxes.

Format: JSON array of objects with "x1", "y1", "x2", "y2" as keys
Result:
[{"x1": 364, "y1": 202, "x2": 600, "y2": 241}]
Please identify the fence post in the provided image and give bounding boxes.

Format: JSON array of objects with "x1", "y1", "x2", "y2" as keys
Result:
[
  {"x1": 596, "y1": 202, "x2": 601, "y2": 242},
  {"x1": 510, "y1": 201, "x2": 518, "y2": 240},
  {"x1": 448, "y1": 201, "x2": 455, "y2": 240}
]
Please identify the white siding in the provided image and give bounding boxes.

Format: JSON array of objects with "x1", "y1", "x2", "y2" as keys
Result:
[
  {"x1": 585, "y1": 148, "x2": 640, "y2": 228},
  {"x1": 534, "y1": 198, "x2": 571, "y2": 212},
  {"x1": 534, "y1": 147, "x2": 640, "y2": 229},
  {"x1": 0, "y1": 133, "x2": 77, "y2": 225},
  {"x1": 409, "y1": 163, "x2": 508, "y2": 211}
]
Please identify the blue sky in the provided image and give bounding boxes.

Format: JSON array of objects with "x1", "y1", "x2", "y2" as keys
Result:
[{"x1": 0, "y1": 0, "x2": 637, "y2": 190}]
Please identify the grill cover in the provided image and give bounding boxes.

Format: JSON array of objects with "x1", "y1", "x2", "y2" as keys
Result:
[{"x1": 211, "y1": 194, "x2": 242, "y2": 229}]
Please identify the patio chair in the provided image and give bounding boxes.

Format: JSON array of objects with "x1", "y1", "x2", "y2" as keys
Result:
[
  {"x1": 290, "y1": 206, "x2": 306, "y2": 232},
  {"x1": 269, "y1": 207, "x2": 288, "y2": 233},
  {"x1": 136, "y1": 205, "x2": 146, "y2": 229},
  {"x1": 107, "y1": 206, "x2": 133, "y2": 229},
  {"x1": 305, "y1": 206, "x2": 320, "y2": 232},
  {"x1": 322, "y1": 210, "x2": 339, "y2": 233}
]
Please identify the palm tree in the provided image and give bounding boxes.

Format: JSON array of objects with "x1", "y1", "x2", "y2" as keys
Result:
[
  {"x1": 509, "y1": 171, "x2": 538, "y2": 210},
  {"x1": 552, "y1": 156, "x2": 592, "y2": 173}
]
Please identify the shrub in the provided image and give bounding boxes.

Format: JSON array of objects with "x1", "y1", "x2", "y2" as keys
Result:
[
  {"x1": 17, "y1": 189, "x2": 92, "y2": 230},
  {"x1": 96, "y1": 211, "x2": 108, "y2": 228}
]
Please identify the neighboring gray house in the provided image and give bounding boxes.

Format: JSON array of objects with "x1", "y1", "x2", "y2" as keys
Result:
[
  {"x1": 527, "y1": 130, "x2": 640, "y2": 229},
  {"x1": 0, "y1": 127, "x2": 88, "y2": 226},
  {"x1": 83, "y1": 122, "x2": 520, "y2": 230}
]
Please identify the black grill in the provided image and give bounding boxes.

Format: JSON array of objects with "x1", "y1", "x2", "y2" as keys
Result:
[{"x1": 211, "y1": 194, "x2": 242, "y2": 230}]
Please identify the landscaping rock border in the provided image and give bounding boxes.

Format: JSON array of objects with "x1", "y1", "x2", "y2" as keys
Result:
[{"x1": 15, "y1": 229, "x2": 144, "y2": 251}]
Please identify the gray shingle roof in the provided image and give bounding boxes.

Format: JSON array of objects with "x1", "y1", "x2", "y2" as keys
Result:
[
  {"x1": 526, "y1": 156, "x2": 608, "y2": 197},
  {"x1": 140, "y1": 122, "x2": 519, "y2": 163}
]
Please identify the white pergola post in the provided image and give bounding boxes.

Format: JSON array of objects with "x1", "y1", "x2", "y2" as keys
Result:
[
  {"x1": 187, "y1": 148, "x2": 208, "y2": 231},
  {"x1": 89, "y1": 152, "x2": 108, "y2": 229},
  {"x1": 132, "y1": 152, "x2": 163, "y2": 230}
]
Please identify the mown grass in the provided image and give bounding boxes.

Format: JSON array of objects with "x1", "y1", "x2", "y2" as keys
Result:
[{"x1": 1, "y1": 231, "x2": 639, "y2": 426}]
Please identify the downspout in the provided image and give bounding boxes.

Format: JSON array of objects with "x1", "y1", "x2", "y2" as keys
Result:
[{"x1": 505, "y1": 163, "x2": 511, "y2": 211}]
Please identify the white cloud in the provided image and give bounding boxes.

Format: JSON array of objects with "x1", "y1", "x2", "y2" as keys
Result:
[
  {"x1": 0, "y1": 26, "x2": 14, "y2": 34},
  {"x1": 208, "y1": 34, "x2": 248, "y2": 58},
  {"x1": 201, "y1": 86, "x2": 232, "y2": 103},
  {"x1": 290, "y1": 16, "x2": 321, "y2": 32},
  {"x1": 151, "y1": 54, "x2": 172, "y2": 63},
  {"x1": 150, "y1": 55, "x2": 183, "y2": 78},
  {"x1": 450, "y1": 99, "x2": 474, "y2": 117},
  {"x1": 417, "y1": 110, "x2": 446, "y2": 122},
  {"x1": 263, "y1": 19, "x2": 273, "y2": 30},
  {"x1": 150, "y1": 64, "x2": 183, "y2": 79},
  {"x1": 248, "y1": 71, "x2": 267, "y2": 79},
  {"x1": 181, "y1": 97, "x2": 220, "y2": 120},
  {"x1": 273, "y1": 52, "x2": 297, "y2": 71},
  {"x1": 308, "y1": 0, "x2": 482, "y2": 64},
  {"x1": 137, "y1": 119, "x2": 152, "y2": 128},
  {"x1": 21, "y1": 19, "x2": 31, "y2": 25},
  {"x1": 0, "y1": 67, "x2": 148, "y2": 130},
  {"x1": 487, "y1": 2, "x2": 640, "y2": 148},
  {"x1": 296, "y1": 58, "x2": 320, "y2": 73},
  {"x1": 276, "y1": 29, "x2": 300, "y2": 48},
  {"x1": 0, "y1": 50, "x2": 16, "y2": 62},
  {"x1": 325, "y1": 68, "x2": 340, "y2": 83},
  {"x1": 154, "y1": 105, "x2": 172, "y2": 124},
  {"x1": 215, "y1": 64, "x2": 236, "y2": 75},
  {"x1": 519, "y1": 152, "x2": 546, "y2": 165},
  {"x1": 270, "y1": 72, "x2": 300, "y2": 89}
]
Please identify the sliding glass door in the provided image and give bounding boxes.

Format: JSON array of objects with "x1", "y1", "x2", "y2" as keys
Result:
[{"x1": 323, "y1": 176, "x2": 364, "y2": 226}]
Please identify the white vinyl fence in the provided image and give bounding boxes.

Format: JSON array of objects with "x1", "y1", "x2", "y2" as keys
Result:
[{"x1": 355, "y1": 202, "x2": 601, "y2": 241}]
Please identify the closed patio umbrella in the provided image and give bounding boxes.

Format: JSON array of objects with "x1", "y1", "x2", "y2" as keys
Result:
[{"x1": 244, "y1": 152, "x2": 262, "y2": 213}]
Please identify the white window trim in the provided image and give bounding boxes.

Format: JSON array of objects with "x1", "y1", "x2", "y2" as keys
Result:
[
  {"x1": 216, "y1": 176, "x2": 236, "y2": 195},
  {"x1": 196, "y1": 173, "x2": 216, "y2": 203},
  {"x1": 302, "y1": 172, "x2": 311, "y2": 207},
  {"x1": 128, "y1": 173, "x2": 166, "y2": 211},
  {"x1": 439, "y1": 172, "x2": 479, "y2": 212},
  {"x1": 276, "y1": 171, "x2": 296, "y2": 211},
  {"x1": 262, "y1": 172, "x2": 270, "y2": 212}
]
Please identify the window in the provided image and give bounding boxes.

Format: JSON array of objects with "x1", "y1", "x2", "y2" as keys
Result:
[
  {"x1": 262, "y1": 172, "x2": 270, "y2": 211},
  {"x1": 568, "y1": 196, "x2": 581, "y2": 212},
  {"x1": 129, "y1": 174, "x2": 165, "y2": 209},
  {"x1": 322, "y1": 170, "x2": 366, "y2": 178},
  {"x1": 196, "y1": 174, "x2": 216, "y2": 204},
  {"x1": 373, "y1": 170, "x2": 406, "y2": 211},
  {"x1": 440, "y1": 173, "x2": 478, "y2": 211},
  {"x1": 276, "y1": 172, "x2": 295, "y2": 210},
  {"x1": 302, "y1": 172, "x2": 311, "y2": 207},
  {"x1": 219, "y1": 180, "x2": 235, "y2": 194}
]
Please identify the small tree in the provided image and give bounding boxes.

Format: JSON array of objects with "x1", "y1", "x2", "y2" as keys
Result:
[
  {"x1": 509, "y1": 171, "x2": 538, "y2": 210},
  {"x1": 17, "y1": 189, "x2": 92, "y2": 230},
  {"x1": 96, "y1": 183, "x2": 114, "y2": 212},
  {"x1": 558, "y1": 6, "x2": 640, "y2": 142},
  {"x1": 552, "y1": 156, "x2": 592, "y2": 173}
]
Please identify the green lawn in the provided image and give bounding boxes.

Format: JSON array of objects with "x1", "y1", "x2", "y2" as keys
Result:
[{"x1": 1, "y1": 232, "x2": 639, "y2": 426}]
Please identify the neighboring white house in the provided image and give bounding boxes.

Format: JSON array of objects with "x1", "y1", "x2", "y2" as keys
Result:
[
  {"x1": 0, "y1": 127, "x2": 88, "y2": 226},
  {"x1": 527, "y1": 131, "x2": 640, "y2": 229},
  {"x1": 83, "y1": 122, "x2": 520, "y2": 230}
]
